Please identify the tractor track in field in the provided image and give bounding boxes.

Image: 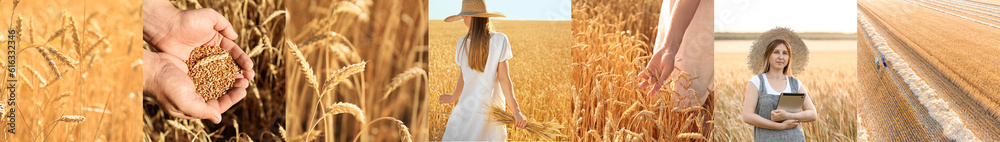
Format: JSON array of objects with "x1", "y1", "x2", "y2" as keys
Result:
[{"x1": 860, "y1": 1, "x2": 1000, "y2": 140}]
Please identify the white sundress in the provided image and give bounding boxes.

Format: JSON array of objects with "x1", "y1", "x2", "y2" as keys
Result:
[{"x1": 442, "y1": 32, "x2": 514, "y2": 141}]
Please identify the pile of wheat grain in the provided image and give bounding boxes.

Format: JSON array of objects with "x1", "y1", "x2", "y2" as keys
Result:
[{"x1": 186, "y1": 44, "x2": 241, "y2": 100}]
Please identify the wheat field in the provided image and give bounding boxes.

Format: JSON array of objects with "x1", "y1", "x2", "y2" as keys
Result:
[
  {"x1": 0, "y1": 0, "x2": 143, "y2": 141},
  {"x1": 858, "y1": 0, "x2": 1000, "y2": 140},
  {"x1": 427, "y1": 20, "x2": 572, "y2": 141},
  {"x1": 571, "y1": 0, "x2": 718, "y2": 141},
  {"x1": 712, "y1": 40, "x2": 857, "y2": 141},
  {"x1": 282, "y1": 0, "x2": 428, "y2": 141}
]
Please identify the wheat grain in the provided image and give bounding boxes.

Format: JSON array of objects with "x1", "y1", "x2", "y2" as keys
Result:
[{"x1": 191, "y1": 53, "x2": 231, "y2": 70}]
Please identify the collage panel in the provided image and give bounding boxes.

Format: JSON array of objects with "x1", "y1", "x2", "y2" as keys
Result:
[
  {"x1": 572, "y1": 0, "x2": 714, "y2": 141},
  {"x1": 427, "y1": 0, "x2": 572, "y2": 141},
  {"x1": 858, "y1": 0, "x2": 1000, "y2": 141},
  {"x1": 2, "y1": 0, "x2": 999, "y2": 141},
  {"x1": 0, "y1": 0, "x2": 143, "y2": 141},
  {"x1": 141, "y1": 0, "x2": 428, "y2": 141},
  {"x1": 713, "y1": 0, "x2": 858, "y2": 141}
]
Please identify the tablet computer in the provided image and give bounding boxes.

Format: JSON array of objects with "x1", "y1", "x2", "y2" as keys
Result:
[{"x1": 776, "y1": 93, "x2": 805, "y2": 113}]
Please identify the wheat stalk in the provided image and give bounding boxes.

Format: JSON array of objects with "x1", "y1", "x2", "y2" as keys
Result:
[
  {"x1": 321, "y1": 61, "x2": 366, "y2": 96},
  {"x1": 41, "y1": 46, "x2": 79, "y2": 69},
  {"x1": 57, "y1": 115, "x2": 86, "y2": 123},
  {"x1": 286, "y1": 40, "x2": 320, "y2": 95},
  {"x1": 675, "y1": 133, "x2": 706, "y2": 140},
  {"x1": 382, "y1": 67, "x2": 426, "y2": 100},
  {"x1": 32, "y1": 45, "x2": 62, "y2": 79},
  {"x1": 303, "y1": 102, "x2": 366, "y2": 141},
  {"x1": 353, "y1": 117, "x2": 413, "y2": 142},
  {"x1": 36, "y1": 115, "x2": 87, "y2": 141}
]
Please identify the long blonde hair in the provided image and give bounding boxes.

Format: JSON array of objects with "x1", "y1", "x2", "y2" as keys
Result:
[{"x1": 462, "y1": 17, "x2": 494, "y2": 72}]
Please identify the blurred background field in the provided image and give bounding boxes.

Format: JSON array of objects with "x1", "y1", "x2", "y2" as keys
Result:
[{"x1": 0, "y1": 0, "x2": 143, "y2": 141}]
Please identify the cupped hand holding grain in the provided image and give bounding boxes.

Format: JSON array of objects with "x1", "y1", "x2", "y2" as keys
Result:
[
  {"x1": 143, "y1": 49, "x2": 249, "y2": 124},
  {"x1": 142, "y1": 0, "x2": 238, "y2": 59},
  {"x1": 142, "y1": 0, "x2": 255, "y2": 123}
]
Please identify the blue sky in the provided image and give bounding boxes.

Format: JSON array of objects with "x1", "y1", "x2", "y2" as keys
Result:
[
  {"x1": 715, "y1": 0, "x2": 856, "y2": 33},
  {"x1": 429, "y1": 0, "x2": 572, "y2": 21}
]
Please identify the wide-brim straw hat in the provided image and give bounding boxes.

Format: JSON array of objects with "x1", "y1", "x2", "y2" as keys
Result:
[
  {"x1": 444, "y1": 0, "x2": 505, "y2": 22},
  {"x1": 747, "y1": 27, "x2": 809, "y2": 75}
]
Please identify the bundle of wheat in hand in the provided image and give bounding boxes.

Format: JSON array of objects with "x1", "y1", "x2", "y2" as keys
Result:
[{"x1": 486, "y1": 105, "x2": 565, "y2": 141}]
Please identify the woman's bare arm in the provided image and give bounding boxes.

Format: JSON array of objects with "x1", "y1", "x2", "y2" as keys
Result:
[
  {"x1": 639, "y1": 0, "x2": 703, "y2": 98},
  {"x1": 440, "y1": 71, "x2": 465, "y2": 104},
  {"x1": 453, "y1": 73, "x2": 465, "y2": 99},
  {"x1": 791, "y1": 86, "x2": 817, "y2": 122},
  {"x1": 498, "y1": 61, "x2": 520, "y2": 113},
  {"x1": 498, "y1": 60, "x2": 527, "y2": 128}
]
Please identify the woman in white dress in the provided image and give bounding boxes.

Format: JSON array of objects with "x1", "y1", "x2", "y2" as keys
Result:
[{"x1": 438, "y1": 0, "x2": 527, "y2": 141}]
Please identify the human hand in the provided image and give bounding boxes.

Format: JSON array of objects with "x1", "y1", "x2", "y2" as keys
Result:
[
  {"x1": 143, "y1": 50, "x2": 249, "y2": 124},
  {"x1": 778, "y1": 119, "x2": 800, "y2": 130},
  {"x1": 512, "y1": 110, "x2": 527, "y2": 128},
  {"x1": 439, "y1": 94, "x2": 456, "y2": 104},
  {"x1": 771, "y1": 109, "x2": 790, "y2": 122},
  {"x1": 144, "y1": 7, "x2": 238, "y2": 59},
  {"x1": 638, "y1": 46, "x2": 676, "y2": 99}
]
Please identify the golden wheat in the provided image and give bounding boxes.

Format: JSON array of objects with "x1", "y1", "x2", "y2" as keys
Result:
[
  {"x1": 185, "y1": 44, "x2": 240, "y2": 100},
  {"x1": 2, "y1": 0, "x2": 142, "y2": 141},
  {"x1": 859, "y1": 0, "x2": 1000, "y2": 140},
  {"x1": 146, "y1": 0, "x2": 288, "y2": 141},
  {"x1": 571, "y1": 0, "x2": 717, "y2": 141},
  {"x1": 56, "y1": 115, "x2": 87, "y2": 123},
  {"x1": 286, "y1": 40, "x2": 321, "y2": 95},
  {"x1": 486, "y1": 105, "x2": 566, "y2": 141},
  {"x1": 382, "y1": 67, "x2": 426, "y2": 100},
  {"x1": 322, "y1": 61, "x2": 366, "y2": 95},
  {"x1": 429, "y1": 20, "x2": 573, "y2": 141}
]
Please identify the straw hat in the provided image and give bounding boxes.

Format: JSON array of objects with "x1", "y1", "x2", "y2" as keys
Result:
[
  {"x1": 747, "y1": 27, "x2": 809, "y2": 75},
  {"x1": 444, "y1": 0, "x2": 505, "y2": 22}
]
